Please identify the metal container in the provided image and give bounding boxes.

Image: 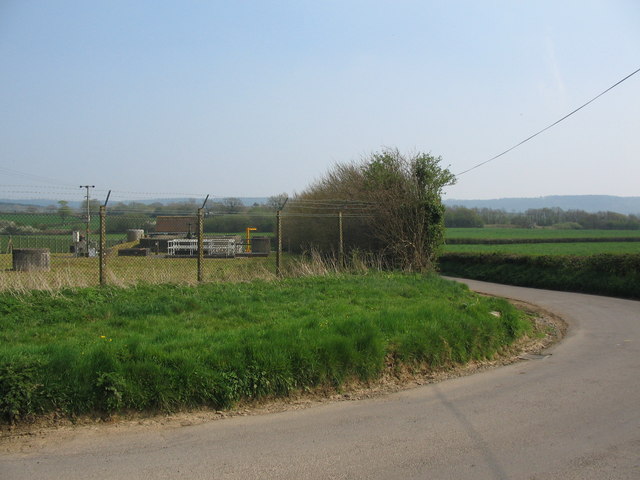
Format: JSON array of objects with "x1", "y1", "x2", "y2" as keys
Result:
[
  {"x1": 250, "y1": 236, "x2": 271, "y2": 254},
  {"x1": 127, "y1": 229, "x2": 145, "y2": 242}
]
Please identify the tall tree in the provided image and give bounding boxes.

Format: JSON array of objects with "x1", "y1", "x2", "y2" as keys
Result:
[{"x1": 57, "y1": 200, "x2": 73, "y2": 223}]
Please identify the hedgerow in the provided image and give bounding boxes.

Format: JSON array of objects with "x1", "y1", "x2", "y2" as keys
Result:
[{"x1": 439, "y1": 253, "x2": 640, "y2": 299}]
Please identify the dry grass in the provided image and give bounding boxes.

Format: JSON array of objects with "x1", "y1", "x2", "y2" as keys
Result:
[
  {"x1": 0, "y1": 253, "x2": 299, "y2": 292},
  {"x1": 0, "y1": 249, "x2": 391, "y2": 292}
]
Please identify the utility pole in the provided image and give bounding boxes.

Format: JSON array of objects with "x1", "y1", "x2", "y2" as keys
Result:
[{"x1": 80, "y1": 185, "x2": 95, "y2": 257}]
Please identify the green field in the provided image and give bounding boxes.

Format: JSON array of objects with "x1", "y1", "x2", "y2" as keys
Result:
[
  {"x1": 0, "y1": 213, "x2": 98, "y2": 230},
  {"x1": 443, "y1": 227, "x2": 640, "y2": 256},
  {"x1": 445, "y1": 228, "x2": 640, "y2": 240},
  {"x1": 443, "y1": 242, "x2": 640, "y2": 256},
  {"x1": 0, "y1": 274, "x2": 530, "y2": 423},
  {"x1": 440, "y1": 227, "x2": 640, "y2": 298}
]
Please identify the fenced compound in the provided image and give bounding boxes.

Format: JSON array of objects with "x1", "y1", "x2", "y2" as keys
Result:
[{"x1": 0, "y1": 193, "x2": 372, "y2": 291}]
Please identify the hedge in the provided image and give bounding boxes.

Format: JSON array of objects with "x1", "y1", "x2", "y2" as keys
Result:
[{"x1": 438, "y1": 253, "x2": 640, "y2": 299}]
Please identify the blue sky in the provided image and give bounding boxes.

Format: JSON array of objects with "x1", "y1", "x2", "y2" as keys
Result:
[{"x1": 1, "y1": 1, "x2": 638, "y2": 203}]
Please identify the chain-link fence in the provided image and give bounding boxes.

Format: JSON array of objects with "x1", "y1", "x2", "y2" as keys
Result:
[{"x1": 0, "y1": 195, "x2": 373, "y2": 291}]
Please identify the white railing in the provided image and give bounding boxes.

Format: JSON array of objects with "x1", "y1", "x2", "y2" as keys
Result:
[{"x1": 167, "y1": 238, "x2": 241, "y2": 257}]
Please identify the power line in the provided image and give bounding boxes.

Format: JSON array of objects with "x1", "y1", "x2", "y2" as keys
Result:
[
  {"x1": 0, "y1": 184, "x2": 80, "y2": 191},
  {"x1": 0, "y1": 166, "x2": 76, "y2": 187},
  {"x1": 456, "y1": 66, "x2": 640, "y2": 177},
  {"x1": 290, "y1": 198, "x2": 376, "y2": 204}
]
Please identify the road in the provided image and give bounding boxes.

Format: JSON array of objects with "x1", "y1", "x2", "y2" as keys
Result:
[{"x1": 1, "y1": 279, "x2": 639, "y2": 479}]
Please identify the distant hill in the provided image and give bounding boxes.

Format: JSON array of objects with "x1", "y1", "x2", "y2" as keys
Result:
[{"x1": 444, "y1": 195, "x2": 640, "y2": 215}]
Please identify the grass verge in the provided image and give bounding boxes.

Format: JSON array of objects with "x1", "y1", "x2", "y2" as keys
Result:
[{"x1": 0, "y1": 273, "x2": 531, "y2": 424}]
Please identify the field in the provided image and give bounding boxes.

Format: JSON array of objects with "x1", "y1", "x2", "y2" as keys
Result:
[
  {"x1": 0, "y1": 274, "x2": 531, "y2": 423},
  {"x1": 443, "y1": 228, "x2": 640, "y2": 256},
  {"x1": 445, "y1": 228, "x2": 640, "y2": 240},
  {"x1": 0, "y1": 232, "x2": 273, "y2": 255},
  {"x1": 440, "y1": 228, "x2": 640, "y2": 299},
  {"x1": 0, "y1": 213, "x2": 95, "y2": 229},
  {"x1": 444, "y1": 242, "x2": 640, "y2": 256}
]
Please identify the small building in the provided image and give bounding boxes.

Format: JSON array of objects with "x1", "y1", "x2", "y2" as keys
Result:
[{"x1": 155, "y1": 216, "x2": 198, "y2": 235}]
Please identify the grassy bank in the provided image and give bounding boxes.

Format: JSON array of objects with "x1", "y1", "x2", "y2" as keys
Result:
[
  {"x1": 439, "y1": 253, "x2": 640, "y2": 299},
  {"x1": 0, "y1": 274, "x2": 530, "y2": 424}
]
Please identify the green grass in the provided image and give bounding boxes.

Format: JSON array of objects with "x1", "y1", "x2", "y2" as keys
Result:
[
  {"x1": 444, "y1": 242, "x2": 640, "y2": 256},
  {"x1": 439, "y1": 253, "x2": 640, "y2": 299},
  {"x1": 0, "y1": 233, "x2": 270, "y2": 255},
  {"x1": 0, "y1": 213, "x2": 99, "y2": 230},
  {"x1": 440, "y1": 227, "x2": 640, "y2": 297},
  {"x1": 445, "y1": 228, "x2": 640, "y2": 240},
  {"x1": 0, "y1": 274, "x2": 530, "y2": 423}
]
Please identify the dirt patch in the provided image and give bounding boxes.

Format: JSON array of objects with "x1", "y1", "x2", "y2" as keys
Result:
[{"x1": 0, "y1": 299, "x2": 566, "y2": 454}]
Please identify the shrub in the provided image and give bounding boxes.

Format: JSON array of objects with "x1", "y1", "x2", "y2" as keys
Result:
[{"x1": 285, "y1": 149, "x2": 456, "y2": 271}]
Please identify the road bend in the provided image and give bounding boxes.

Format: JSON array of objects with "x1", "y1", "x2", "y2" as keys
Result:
[{"x1": 1, "y1": 279, "x2": 639, "y2": 479}]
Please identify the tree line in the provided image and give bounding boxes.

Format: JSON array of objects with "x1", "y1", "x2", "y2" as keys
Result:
[
  {"x1": 1, "y1": 198, "x2": 283, "y2": 234},
  {"x1": 106, "y1": 198, "x2": 283, "y2": 234},
  {"x1": 445, "y1": 206, "x2": 640, "y2": 230}
]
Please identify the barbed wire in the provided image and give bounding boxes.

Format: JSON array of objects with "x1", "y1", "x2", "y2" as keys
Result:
[
  {"x1": 287, "y1": 198, "x2": 377, "y2": 205},
  {"x1": 0, "y1": 186, "x2": 384, "y2": 219}
]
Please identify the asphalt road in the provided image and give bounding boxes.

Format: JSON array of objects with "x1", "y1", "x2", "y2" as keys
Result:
[{"x1": 2, "y1": 279, "x2": 639, "y2": 479}]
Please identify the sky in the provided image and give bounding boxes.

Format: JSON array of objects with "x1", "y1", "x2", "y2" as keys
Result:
[{"x1": 0, "y1": 0, "x2": 639, "y2": 204}]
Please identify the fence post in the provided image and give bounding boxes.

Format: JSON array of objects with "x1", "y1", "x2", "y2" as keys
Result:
[
  {"x1": 99, "y1": 205, "x2": 107, "y2": 286},
  {"x1": 276, "y1": 210, "x2": 282, "y2": 277},
  {"x1": 197, "y1": 207, "x2": 204, "y2": 283},
  {"x1": 338, "y1": 211, "x2": 344, "y2": 269}
]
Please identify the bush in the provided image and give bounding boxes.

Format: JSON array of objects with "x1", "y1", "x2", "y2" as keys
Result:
[
  {"x1": 285, "y1": 149, "x2": 456, "y2": 271},
  {"x1": 204, "y1": 214, "x2": 275, "y2": 233},
  {"x1": 439, "y1": 253, "x2": 640, "y2": 299},
  {"x1": 551, "y1": 222, "x2": 583, "y2": 230},
  {"x1": 0, "y1": 356, "x2": 43, "y2": 422}
]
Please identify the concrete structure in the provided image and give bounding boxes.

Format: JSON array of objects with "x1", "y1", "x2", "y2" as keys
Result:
[{"x1": 12, "y1": 248, "x2": 50, "y2": 271}]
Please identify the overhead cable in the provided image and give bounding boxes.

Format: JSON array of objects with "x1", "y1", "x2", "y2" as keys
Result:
[
  {"x1": 456, "y1": 66, "x2": 640, "y2": 177},
  {"x1": 0, "y1": 166, "x2": 77, "y2": 187}
]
